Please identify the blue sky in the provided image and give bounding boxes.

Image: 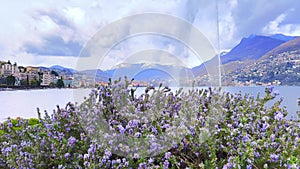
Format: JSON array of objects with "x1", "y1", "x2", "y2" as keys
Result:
[{"x1": 0, "y1": 0, "x2": 300, "y2": 70}]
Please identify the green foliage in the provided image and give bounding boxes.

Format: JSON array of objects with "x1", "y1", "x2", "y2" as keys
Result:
[
  {"x1": 29, "y1": 118, "x2": 39, "y2": 126},
  {"x1": 0, "y1": 84, "x2": 299, "y2": 168},
  {"x1": 49, "y1": 82, "x2": 56, "y2": 87},
  {"x1": 6, "y1": 75, "x2": 15, "y2": 86},
  {"x1": 20, "y1": 79, "x2": 28, "y2": 86},
  {"x1": 56, "y1": 77, "x2": 64, "y2": 88},
  {"x1": 50, "y1": 70, "x2": 59, "y2": 76},
  {"x1": 30, "y1": 76, "x2": 40, "y2": 87}
]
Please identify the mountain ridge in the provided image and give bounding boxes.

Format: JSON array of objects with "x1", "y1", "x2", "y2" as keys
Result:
[
  {"x1": 5, "y1": 34, "x2": 297, "y2": 85},
  {"x1": 192, "y1": 34, "x2": 298, "y2": 77},
  {"x1": 220, "y1": 35, "x2": 286, "y2": 64},
  {"x1": 260, "y1": 36, "x2": 300, "y2": 60}
]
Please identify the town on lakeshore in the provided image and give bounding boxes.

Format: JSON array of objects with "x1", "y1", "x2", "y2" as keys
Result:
[
  {"x1": 0, "y1": 60, "x2": 149, "y2": 89},
  {"x1": 0, "y1": 60, "x2": 71, "y2": 89}
]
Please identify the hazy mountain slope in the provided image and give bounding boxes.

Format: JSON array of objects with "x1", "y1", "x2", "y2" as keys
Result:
[
  {"x1": 260, "y1": 36, "x2": 300, "y2": 60},
  {"x1": 221, "y1": 35, "x2": 285, "y2": 64},
  {"x1": 222, "y1": 37, "x2": 300, "y2": 85}
]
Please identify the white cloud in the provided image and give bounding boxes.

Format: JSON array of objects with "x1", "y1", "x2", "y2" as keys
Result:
[
  {"x1": 263, "y1": 13, "x2": 287, "y2": 34},
  {"x1": 63, "y1": 7, "x2": 85, "y2": 24},
  {"x1": 217, "y1": 0, "x2": 237, "y2": 50},
  {"x1": 1, "y1": 0, "x2": 218, "y2": 69},
  {"x1": 263, "y1": 12, "x2": 300, "y2": 36},
  {"x1": 37, "y1": 15, "x2": 60, "y2": 32},
  {"x1": 1, "y1": 0, "x2": 300, "y2": 69}
]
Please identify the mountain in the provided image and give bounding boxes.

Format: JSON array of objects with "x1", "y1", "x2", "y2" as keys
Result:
[
  {"x1": 78, "y1": 69, "x2": 111, "y2": 81},
  {"x1": 39, "y1": 66, "x2": 50, "y2": 71},
  {"x1": 50, "y1": 65, "x2": 75, "y2": 71},
  {"x1": 105, "y1": 69, "x2": 116, "y2": 77},
  {"x1": 50, "y1": 65, "x2": 66, "y2": 70},
  {"x1": 192, "y1": 34, "x2": 298, "y2": 85},
  {"x1": 221, "y1": 34, "x2": 286, "y2": 64},
  {"x1": 104, "y1": 63, "x2": 194, "y2": 86},
  {"x1": 193, "y1": 34, "x2": 297, "y2": 73},
  {"x1": 222, "y1": 36, "x2": 300, "y2": 85},
  {"x1": 261, "y1": 36, "x2": 300, "y2": 59},
  {"x1": 49, "y1": 65, "x2": 76, "y2": 74},
  {"x1": 192, "y1": 55, "x2": 221, "y2": 77},
  {"x1": 270, "y1": 34, "x2": 297, "y2": 42}
]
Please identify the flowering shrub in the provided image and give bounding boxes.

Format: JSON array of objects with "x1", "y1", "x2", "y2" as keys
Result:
[{"x1": 0, "y1": 80, "x2": 299, "y2": 169}]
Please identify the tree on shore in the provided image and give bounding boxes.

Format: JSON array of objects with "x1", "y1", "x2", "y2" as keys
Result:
[
  {"x1": 38, "y1": 72, "x2": 43, "y2": 86},
  {"x1": 49, "y1": 82, "x2": 56, "y2": 87},
  {"x1": 6, "y1": 75, "x2": 15, "y2": 86},
  {"x1": 30, "y1": 77, "x2": 39, "y2": 87},
  {"x1": 20, "y1": 79, "x2": 28, "y2": 86},
  {"x1": 56, "y1": 77, "x2": 64, "y2": 88},
  {"x1": 51, "y1": 70, "x2": 59, "y2": 77}
]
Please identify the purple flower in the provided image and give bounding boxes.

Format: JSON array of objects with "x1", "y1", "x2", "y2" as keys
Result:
[
  {"x1": 88, "y1": 145, "x2": 95, "y2": 155},
  {"x1": 270, "y1": 154, "x2": 279, "y2": 162},
  {"x1": 270, "y1": 134, "x2": 275, "y2": 142},
  {"x1": 162, "y1": 124, "x2": 170, "y2": 129},
  {"x1": 83, "y1": 161, "x2": 89, "y2": 166},
  {"x1": 163, "y1": 160, "x2": 169, "y2": 169},
  {"x1": 3, "y1": 146, "x2": 12, "y2": 153},
  {"x1": 118, "y1": 125, "x2": 125, "y2": 135},
  {"x1": 129, "y1": 120, "x2": 138, "y2": 127},
  {"x1": 133, "y1": 153, "x2": 140, "y2": 159},
  {"x1": 116, "y1": 159, "x2": 121, "y2": 164},
  {"x1": 77, "y1": 154, "x2": 83, "y2": 159},
  {"x1": 261, "y1": 123, "x2": 270, "y2": 132},
  {"x1": 246, "y1": 158, "x2": 252, "y2": 164},
  {"x1": 267, "y1": 86, "x2": 274, "y2": 93},
  {"x1": 7, "y1": 122, "x2": 12, "y2": 128},
  {"x1": 250, "y1": 141, "x2": 257, "y2": 147},
  {"x1": 64, "y1": 153, "x2": 70, "y2": 159},
  {"x1": 242, "y1": 135, "x2": 250, "y2": 143},
  {"x1": 264, "y1": 142, "x2": 268, "y2": 148},
  {"x1": 165, "y1": 152, "x2": 171, "y2": 159},
  {"x1": 148, "y1": 158, "x2": 154, "y2": 164},
  {"x1": 44, "y1": 123, "x2": 51, "y2": 129},
  {"x1": 68, "y1": 136, "x2": 77, "y2": 146},
  {"x1": 84, "y1": 154, "x2": 89, "y2": 159},
  {"x1": 254, "y1": 151, "x2": 260, "y2": 158},
  {"x1": 138, "y1": 162, "x2": 146, "y2": 169},
  {"x1": 152, "y1": 127, "x2": 158, "y2": 134},
  {"x1": 222, "y1": 164, "x2": 230, "y2": 169},
  {"x1": 104, "y1": 149, "x2": 112, "y2": 157},
  {"x1": 275, "y1": 112, "x2": 284, "y2": 121}
]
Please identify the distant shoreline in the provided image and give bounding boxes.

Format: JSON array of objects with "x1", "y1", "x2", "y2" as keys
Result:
[
  {"x1": 1, "y1": 85, "x2": 300, "y2": 91},
  {"x1": 0, "y1": 85, "x2": 88, "y2": 91}
]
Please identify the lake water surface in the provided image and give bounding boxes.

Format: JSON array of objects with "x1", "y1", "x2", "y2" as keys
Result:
[{"x1": 1, "y1": 86, "x2": 299, "y2": 121}]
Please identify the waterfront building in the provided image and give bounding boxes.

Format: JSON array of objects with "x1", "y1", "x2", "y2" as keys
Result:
[
  {"x1": 0, "y1": 60, "x2": 19, "y2": 76},
  {"x1": 41, "y1": 71, "x2": 54, "y2": 86},
  {"x1": 26, "y1": 66, "x2": 40, "y2": 73}
]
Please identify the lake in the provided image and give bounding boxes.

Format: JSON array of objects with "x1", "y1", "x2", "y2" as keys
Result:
[{"x1": 0, "y1": 86, "x2": 299, "y2": 121}]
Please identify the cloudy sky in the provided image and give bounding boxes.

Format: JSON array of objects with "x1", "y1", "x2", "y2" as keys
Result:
[{"x1": 0, "y1": 0, "x2": 300, "y2": 70}]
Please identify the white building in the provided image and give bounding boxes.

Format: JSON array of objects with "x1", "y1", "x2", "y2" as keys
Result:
[
  {"x1": 41, "y1": 72, "x2": 54, "y2": 86},
  {"x1": 0, "y1": 60, "x2": 19, "y2": 76}
]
